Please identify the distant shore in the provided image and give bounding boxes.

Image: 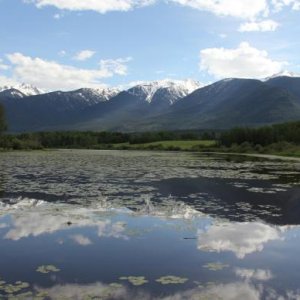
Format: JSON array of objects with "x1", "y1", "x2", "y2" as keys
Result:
[{"x1": 2, "y1": 140, "x2": 300, "y2": 162}]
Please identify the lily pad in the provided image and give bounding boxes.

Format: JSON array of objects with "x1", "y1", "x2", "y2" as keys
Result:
[
  {"x1": 0, "y1": 280, "x2": 30, "y2": 295},
  {"x1": 203, "y1": 262, "x2": 229, "y2": 271},
  {"x1": 156, "y1": 276, "x2": 188, "y2": 285},
  {"x1": 36, "y1": 265, "x2": 60, "y2": 274},
  {"x1": 119, "y1": 276, "x2": 148, "y2": 286}
]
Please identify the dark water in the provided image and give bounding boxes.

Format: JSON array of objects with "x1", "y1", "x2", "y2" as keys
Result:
[{"x1": 1, "y1": 150, "x2": 300, "y2": 299}]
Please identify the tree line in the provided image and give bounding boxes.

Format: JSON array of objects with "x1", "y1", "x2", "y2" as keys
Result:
[
  {"x1": 219, "y1": 122, "x2": 300, "y2": 147},
  {"x1": 2, "y1": 102, "x2": 300, "y2": 151},
  {"x1": 0, "y1": 104, "x2": 217, "y2": 149}
]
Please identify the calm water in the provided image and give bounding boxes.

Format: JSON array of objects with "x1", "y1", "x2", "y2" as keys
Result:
[{"x1": 1, "y1": 150, "x2": 300, "y2": 299}]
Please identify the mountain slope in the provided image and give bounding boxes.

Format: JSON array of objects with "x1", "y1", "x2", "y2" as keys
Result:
[
  {"x1": 0, "y1": 88, "x2": 120, "y2": 131},
  {"x1": 1, "y1": 78, "x2": 300, "y2": 132},
  {"x1": 0, "y1": 83, "x2": 43, "y2": 97},
  {"x1": 265, "y1": 76, "x2": 300, "y2": 100},
  {"x1": 127, "y1": 79, "x2": 202, "y2": 104},
  {"x1": 127, "y1": 79, "x2": 300, "y2": 131}
]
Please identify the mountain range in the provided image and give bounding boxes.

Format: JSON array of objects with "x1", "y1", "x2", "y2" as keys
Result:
[{"x1": 0, "y1": 74, "x2": 300, "y2": 132}]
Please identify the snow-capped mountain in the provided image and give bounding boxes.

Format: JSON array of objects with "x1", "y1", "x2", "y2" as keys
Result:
[
  {"x1": 264, "y1": 71, "x2": 300, "y2": 81},
  {"x1": 17, "y1": 83, "x2": 44, "y2": 96},
  {"x1": 2, "y1": 75, "x2": 300, "y2": 132},
  {"x1": 127, "y1": 79, "x2": 203, "y2": 105},
  {"x1": 0, "y1": 83, "x2": 44, "y2": 97},
  {"x1": 70, "y1": 87, "x2": 120, "y2": 104}
]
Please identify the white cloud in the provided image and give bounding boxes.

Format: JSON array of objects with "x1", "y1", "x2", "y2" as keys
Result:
[
  {"x1": 197, "y1": 221, "x2": 282, "y2": 259},
  {"x1": 73, "y1": 50, "x2": 96, "y2": 61},
  {"x1": 100, "y1": 57, "x2": 132, "y2": 76},
  {"x1": 239, "y1": 19, "x2": 279, "y2": 32},
  {"x1": 25, "y1": 0, "x2": 157, "y2": 13},
  {"x1": 23, "y1": 0, "x2": 300, "y2": 20},
  {"x1": 5, "y1": 53, "x2": 132, "y2": 91},
  {"x1": 169, "y1": 0, "x2": 269, "y2": 19},
  {"x1": 272, "y1": 0, "x2": 300, "y2": 11},
  {"x1": 58, "y1": 50, "x2": 67, "y2": 57},
  {"x1": 200, "y1": 42, "x2": 287, "y2": 79},
  {"x1": 53, "y1": 12, "x2": 64, "y2": 19},
  {"x1": 0, "y1": 75, "x2": 19, "y2": 87}
]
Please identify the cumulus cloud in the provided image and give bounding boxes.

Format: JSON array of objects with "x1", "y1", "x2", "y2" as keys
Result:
[
  {"x1": 5, "y1": 53, "x2": 131, "y2": 91},
  {"x1": 0, "y1": 75, "x2": 19, "y2": 87},
  {"x1": 197, "y1": 221, "x2": 282, "y2": 259},
  {"x1": 200, "y1": 42, "x2": 287, "y2": 79},
  {"x1": 272, "y1": 0, "x2": 300, "y2": 11},
  {"x1": 239, "y1": 19, "x2": 279, "y2": 32},
  {"x1": 100, "y1": 57, "x2": 132, "y2": 76},
  {"x1": 169, "y1": 0, "x2": 269, "y2": 19},
  {"x1": 73, "y1": 50, "x2": 96, "y2": 61},
  {"x1": 25, "y1": 0, "x2": 157, "y2": 13},
  {"x1": 23, "y1": 0, "x2": 300, "y2": 21},
  {"x1": 27, "y1": 0, "x2": 269, "y2": 19}
]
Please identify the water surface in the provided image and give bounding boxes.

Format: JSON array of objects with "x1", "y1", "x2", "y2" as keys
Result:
[{"x1": 1, "y1": 150, "x2": 300, "y2": 299}]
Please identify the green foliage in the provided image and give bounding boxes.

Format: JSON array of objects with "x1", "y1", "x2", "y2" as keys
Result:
[
  {"x1": 0, "y1": 130, "x2": 216, "y2": 150},
  {"x1": 219, "y1": 121, "x2": 300, "y2": 147}
]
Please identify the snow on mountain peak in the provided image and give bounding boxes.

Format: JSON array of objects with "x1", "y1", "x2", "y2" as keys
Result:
[
  {"x1": 265, "y1": 71, "x2": 300, "y2": 80},
  {"x1": 72, "y1": 87, "x2": 120, "y2": 105},
  {"x1": 90, "y1": 87, "x2": 120, "y2": 100},
  {"x1": 0, "y1": 83, "x2": 43, "y2": 97},
  {"x1": 17, "y1": 83, "x2": 44, "y2": 96},
  {"x1": 127, "y1": 79, "x2": 203, "y2": 104}
]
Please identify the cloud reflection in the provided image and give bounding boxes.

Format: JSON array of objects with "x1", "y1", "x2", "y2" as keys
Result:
[
  {"x1": 70, "y1": 234, "x2": 93, "y2": 246},
  {"x1": 34, "y1": 280, "x2": 283, "y2": 300},
  {"x1": 235, "y1": 268, "x2": 273, "y2": 281},
  {"x1": 4, "y1": 206, "x2": 128, "y2": 241},
  {"x1": 198, "y1": 222, "x2": 283, "y2": 259}
]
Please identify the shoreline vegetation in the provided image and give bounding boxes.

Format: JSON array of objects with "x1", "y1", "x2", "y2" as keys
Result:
[{"x1": 1, "y1": 120, "x2": 300, "y2": 158}]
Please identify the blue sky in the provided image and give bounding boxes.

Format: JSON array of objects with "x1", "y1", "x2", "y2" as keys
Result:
[{"x1": 0, "y1": 0, "x2": 299, "y2": 91}]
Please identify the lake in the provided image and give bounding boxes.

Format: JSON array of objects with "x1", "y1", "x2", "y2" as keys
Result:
[{"x1": 1, "y1": 150, "x2": 300, "y2": 299}]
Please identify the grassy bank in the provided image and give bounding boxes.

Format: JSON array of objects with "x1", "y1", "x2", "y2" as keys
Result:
[
  {"x1": 2, "y1": 120, "x2": 300, "y2": 158},
  {"x1": 2, "y1": 139, "x2": 300, "y2": 159},
  {"x1": 98, "y1": 140, "x2": 217, "y2": 151}
]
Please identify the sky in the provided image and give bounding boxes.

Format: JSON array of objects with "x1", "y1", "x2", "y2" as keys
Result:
[{"x1": 0, "y1": 0, "x2": 299, "y2": 91}]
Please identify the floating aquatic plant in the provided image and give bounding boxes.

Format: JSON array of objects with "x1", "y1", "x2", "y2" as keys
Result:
[
  {"x1": 36, "y1": 265, "x2": 60, "y2": 274},
  {"x1": 109, "y1": 283, "x2": 123, "y2": 289},
  {"x1": 203, "y1": 262, "x2": 229, "y2": 271},
  {"x1": 0, "y1": 280, "x2": 30, "y2": 295},
  {"x1": 119, "y1": 276, "x2": 148, "y2": 286},
  {"x1": 156, "y1": 276, "x2": 188, "y2": 285}
]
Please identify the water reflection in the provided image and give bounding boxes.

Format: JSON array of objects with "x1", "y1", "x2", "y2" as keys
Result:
[
  {"x1": 2, "y1": 201, "x2": 129, "y2": 241},
  {"x1": 0, "y1": 151, "x2": 300, "y2": 299},
  {"x1": 29, "y1": 280, "x2": 300, "y2": 300},
  {"x1": 197, "y1": 222, "x2": 283, "y2": 259}
]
